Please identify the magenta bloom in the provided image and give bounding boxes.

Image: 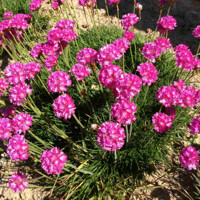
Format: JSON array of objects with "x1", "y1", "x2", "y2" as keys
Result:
[
  {"x1": 40, "y1": 147, "x2": 67, "y2": 175},
  {"x1": 29, "y1": 0, "x2": 44, "y2": 12},
  {"x1": 195, "y1": 89, "x2": 200, "y2": 105},
  {"x1": 24, "y1": 62, "x2": 41, "y2": 80},
  {"x1": 51, "y1": 2, "x2": 59, "y2": 9},
  {"x1": 47, "y1": 28, "x2": 63, "y2": 44},
  {"x1": 97, "y1": 121, "x2": 126, "y2": 151},
  {"x1": 9, "y1": 172, "x2": 29, "y2": 193},
  {"x1": 55, "y1": 19, "x2": 75, "y2": 30},
  {"x1": 79, "y1": 0, "x2": 86, "y2": 6},
  {"x1": 180, "y1": 146, "x2": 200, "y2": 170},
  {"x1": 108, "y1": 0, "x2": 121, "y2": 5},
  {"x1": 0, "y1": 78, "x2": 9, "y2": 96},
  {"x1": 3, "y1": 12, "x2": 13, "y2": 20},
  {"x1": 123, "y1": 30, "x2": 135, "y2": 41},
  {"x1": 0, "y1": 118, "x2": 13, "y2": 140},
  {"x1": 142, "y1": 42, "x2": 162, "y2": 63},
  {"x1": 4, "y1": 106, "x2": 17, "y2": 118},
  {"x1": 7, "y1": 134, "x2": 29, "y2": 161},
  {"x1": 111, "y1": 100, "x2": 137, "y2": 126},
  {"x1": 53, "y1": 94, "x2": 76, "y2": 120},
  {"x1": 154, "y1": 37, "x2": 171, "y2": 52},
  {"x1": 11, "y1": 14, "x2": 31, "y2": 30},
  {"x1": 113, "y1": 73, "x2": 142, "y2": 100},
  {"x1": 174, "y1": 44, "x2": 189, "y2": 53},
  {"x1": 157, "y1": 15, "x2": 177, "y2": 34},
  {"x1": 9, "y1": 83, "x2": 33, "y2": 106},
  {"x1": 97, "y1": 44, "x2": 122, "y2": 66},
  {"x1": 137, "y1": 62, "x2": 158, "y2": 86},
  {"x1": 179, "y1": 86, "x2": 196, "y2": 108},
  {"x1": 121, "y1": 13, "x2": 139, "y2": 31},
  {"x1": 172, "y1": 79, "x2": 186, "y2": 92},
  {"x1": 193, "y1": 25, "x2": 200, "y2": 38},
  {"x1": 44, "y1": 55, "x2": 58, "y2": 72},
  {"x1": 70, "y1": 64, "x2": 91, "y2": 81},
  {"x1": 42, "y1": 42, "x2": 60, "y2": 56},
  {"x1": 152, "y1": 112, "x2": 172, "y2": 133},
  {"x1": 98, "y1": 65, "x2": 123, "y2": 89},
  {"x1": 165, "y1": 107, "x2": 176, "y2": 121},
  {"x1": 112, "y1": 37, "x2": 130, "y2": 54},
  {"x1": 61, "y1": 29, "x2": 77, "y2": 43},
  {"x1": 76, "y1": 48, "x2": 97, "y2": 65},
  {"x1": 12, "y1": 113, "x2": 33, "y2": 134},
  {"x1": 30, "y1": 43, "x2": 43, "y2": 58},
  {"x1": 4, "y1": 62, "x2": 26, "y2": 85},
  {"x1": 47, "y1": 71, "x2": 72, "y2": 93},
  {"x1": 189, "y1": 117, "x2": 200, "y2": 135},
  {"x1": 155, "y1": 86, "x2": 179, "y2": 107}
]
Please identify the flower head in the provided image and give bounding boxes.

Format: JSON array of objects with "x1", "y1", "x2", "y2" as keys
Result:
[
  {"x1": 152, "y1": 112, "x2": 173, "y2": 133},
  {"x1": 193, "y1": 25, "x2": 200, "y2": 38},
  {"x1": 121, "y1": 13, "x2": 139, "y2": 31},
  {"x1": 0, "y1": 118, "x2": 13, "y2": 140},
  {"x1": 29, "y1": 0, "x2": 44, "y2": 12},
  {"x1": 24, "y1": 62, "x2": 41, "y2": 80},
  {"x1": 3, "y1": 12, "x2": 13, "y2": 20},
  {"x1": 44, "y1": 55, "x2": 58, "y2": 72},
  {"x1": 112, "y1": 37, "x2": 130, "y2": 54},
  {"x1": 7, "y1": 134, "x2": 29, "y2": 161},
  {"x1": 41, "y1": 147, "x2": 67, "y2": 175},
  {"x1": 76, "y1": 48, "x2": 97, "y2": 65},
  {"x1": 123, "y1": 30, "x2": 135, "y2": 41},
  {"x1": 9, "y1": 173, "x2": 29, "y2": 193},
  {"x1": 0, "y1": 78, "x2": 9, "y2": 96},
  {"x1": 189, "y1": 117, "x2": 200, "y2": 135},
  {"x1": 172, "y1": 79, "x2": 186, "y2": 92},
  {"x1": 55, "y1": 19, "x2": 75, "y2": 30},
  {"x1": 97, "y1": 121, "x2": 125, "y2": 151},
  {"x1": 180, "y1": 146, "x2": 200, "y2": 170},
  {"x1": 30, "y1": 43, "x2": 43, "y2": 58},
  {"x1": 53, "y1": 94, "x2": 76, "y2": 120},
  {"x1": 154, "y1": 37, "x2": 171, "y2": 52},
  {"x1": 70, "y1": 64, "x2": 91, "y2": 81},
  {"x1": 108, "y1": 0, "x2": 121, "y2": 6}
]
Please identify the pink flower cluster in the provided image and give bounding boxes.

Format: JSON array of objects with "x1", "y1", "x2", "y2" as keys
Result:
[
  {"x1": 193, "y1": 25, "x2": 200, "y2": 38},
  {"x1": 189, "y1": 117, "x2": 200, "y2": 135},
  {"x1": 175, "y1": 44, "x2": 197, "y2": 71},
  {"x1": 76, "y1": 48, "x2": 97, "y2": 65},
  {"x1": 40, "y1": 147, "x2": 67, "y2": 175},
  {"x1": 137, "y1": 62, "x2": 158, "y2": 86},
  {"x1": 3, "y1": 106, "x2": 17, "y2": 118},
  {"x1": 98, "y1": 65, "x2": 123, "y2": 89},
  {"x1": 70, "y1": 64, "x2": 91, "y2": 81},
  {"x1": 108, "y1": 0, "x2": 121, "y2": 6},
  {"x1": 113, "y1": 73, "x2": 142, "y2": 100},
  {"x1": 44, "y1": 55, "x2": 58, "y2": 72},
  {"x1": 47, "y1": 71, "x2": 72, "y2": 93},
  {"x1": 24, "y1": 62, "x2": 41, "y2": 80},
  {"x1": 53, "y1": 94, "x2": 76, "y2": 120},
  {"x1": 12, "y1": 113, "x2": 33, "y2": 134},
  {"x1": 29, "y1": 0, "x2": 45, "y2": 12},
  {"x1": 9, "y1": 83, "x2": 33, "y2": 106},
  {"x1": 157, "y1": 15, "x2": 177, "y2": 34},
  {"x1": 3, "y1": 12, "x2": 13, "y2": 20},
  {"x1": 9, "y1": 173, "x2": 29, "y2": 193},
  {"x1": 7, "y1": 134, "x2": 29, "y2": 161},
  {"x1": 0, "y1": 78, "x2": 9, "y2": 96},
  {"x1": 51, "y1": 0, "x2": 66, "y2": 9},
  {"x1": 111, "y1": 100, "x2": 137, "y2": 126},
  {"x1": 154, "y1": 37, "x2": 171, "y2": 52},
  {"x1": 121, "y1": 13, "x2": 139, "y2": 31},
  {"x1": 112, "y1": 37, "x2": 130, "y2": 54},
  {"x1": 180, "y1": 146, "x2": 200, "y2": 170},
  {"x1": 30, "y1": 43, "x2": 43, "y2": 58},
  {"x1": 152, "y1": 112, "x2": 172, "y2": 133},
  {"x1": 78, "y1": 0, "x2": 95, "y2": 7},
  {"x1": 97, "y1": 121, "x2": 126, "y2": 151},
  {"x1": 123, "y1": 30, "x2": 135, "y2": 41},
  {"x1": 0, "y1": 118, "x2": 12, "y2": 140}
]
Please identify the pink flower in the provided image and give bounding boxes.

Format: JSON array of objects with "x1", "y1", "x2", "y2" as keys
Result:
[
  {"x1": 61, "y1": 29, "x2": 77, "y2": 43},
  {"x1": 137, "y1": 62, "x2": 158, "y2": 86},
  {"x1": 123, "y1": 30, "x2": 135, "y2": 41},
  {"x1": 157, "y1": 15, "x2": 177, "y2": 34},
  {"x1": 4, "y1": 106, "x2": 17, "y2": 118},
  {"x1": 195, "y1": 89, "x2": 200, "y2": 105},
  {"x1": 193, "y1": 25, "x2": 200, "y2": 38},
  {"x1": 0, "y1": 78, "x2": 9, "y2": 96},
  {"x1": 121, "y1": 13, "x2": 139, "y2": 31},
  {"x1": 180, "y1": 146, "x2": 200, "y2": 170},
  {"x1": 12, "y1": 113, "x2": 33, "y2": 134},
  {"x1": 174, "y1": 44, "x2": 189, "y2": 53},
  {"x1": 40, "y1": 147, "x2": 67, "y2": 175},
  {"x1": 3, "y1": 12, "x2": 13, "y2": 20},
  {"x1": 152, "y1": 112, "x2": 173, "y2": 133},
  {"x1": 98, "y1": 64, "x2": 123, "y2": 89},
  {"x1": 179, "y1": 86, "x2": 196, "y2": 107},
  {"x1": 111, "y1": 100, "x2": 137, "y2": 126},
  {"x1": 113, "y1": 73, "x2": 142, "y2": 100},
  {"x1": 76, "y1": 48, "x2": 97, "y2": 65},
  {"x1": 165, "y1": 107, "x2": 176, "y2": 121},
  {"x1": 7, "y1": 134, "x2": 29, "y2": 161},
  {"x1": 44, "y1": 55, "x2": 58, "y2": 72},
  {"x1": 135, "y1": 3, "x2": 143, "y2": 11},
  {"x1": 47, "y1": 28, "x2": 63, "y2": 44},
  {"x1": 97, "y1": 121, "x2": 126, "y2": 151},
  {"x1": 172, "y1": 79, "x2": 186, "y2": 92},
  {"x1": 195, "y1": 59, "x2": 200, "y2": 70},
  {"x1": 42, "y1": 42, "x2": 60, "y2": 56},
  {"x1": 154, "y1": 37, "x2": 171, "y2": 52},
  {"x1": 29, "y1": 0, "x2": 44, "y2": 12},
  {"x1": 155, "y1": 86, "x2": 179, "y2": 107},
  {"x1": 11, "y1": 14, "x2": 31, "y2": 30},
  {"x1": 97, "y1": 44, "x2": 122, "y2": 66},
  {"x1": 24, "y1": 62, "x2": 41, "y2": 80},
  {"x1": 4, "y1": 62, "x2": 26, "y2": 85},
  {"x1": 51, "y1": 2, "x2": 59, "y2": 9},
  {"x1": 79, "y1": 0, "x2": 87, "y2": 6},
  {"x1": 9, "y1": 83, "x2": 33, "y2": 106},
  {"x1": 112, "y1": 37, "x2": 130, "y2": 54},
  {"x1": 189, "y1": 117, "x2": 200, "y2": 135},
  {"x1": 47, "y1": 71, "x2": 72, "y2": 93},
  {"x1": 53, "y1": 94, "x2": 76, "y2": 120},
  {"x1": 9, "y1": 173, "x2": 29, "y2": 193},
  {"x1": 30, "y1": 43, "x2": 43, "y2": 58},
  {"x1": 70, "y1": 64, "x2": 91, "y2": 81},
  {"x1": 142, "y1": 42, "x2": 162, "y2": 63},
  {"x1": 108, "y1": 0, "x2": 121, "y2": 6},
  {"x1": 55, "y1": 19, "x2": 75, "y2": 30},
  {"x1": 0, "y1": 118, "x2": 13, "y2": 140}
]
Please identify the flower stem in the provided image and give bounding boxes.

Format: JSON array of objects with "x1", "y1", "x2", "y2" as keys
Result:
[{"x1": 73, "y1": 114, "x2": 85, "y2": 129}]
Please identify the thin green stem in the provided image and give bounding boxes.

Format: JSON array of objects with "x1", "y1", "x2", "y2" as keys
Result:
[
  {"x1": 167, "y1": 0, "x2": 173, "y2": 15},
  {"x1": 73, "y1": 114, "x2": 85, "y2": 129}
]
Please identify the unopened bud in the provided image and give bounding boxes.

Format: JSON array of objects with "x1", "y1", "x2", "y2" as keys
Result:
[
  {"x1": 91, "y1": 124, "x2": 98, "y2": 131},
  {"x1": 135, "y1": 3, "x2": 143, "y2": 11}
]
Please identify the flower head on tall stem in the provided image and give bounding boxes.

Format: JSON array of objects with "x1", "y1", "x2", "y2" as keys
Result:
[{"x1": 70, "y1": 64, "x2": 91, "y2": 81}]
